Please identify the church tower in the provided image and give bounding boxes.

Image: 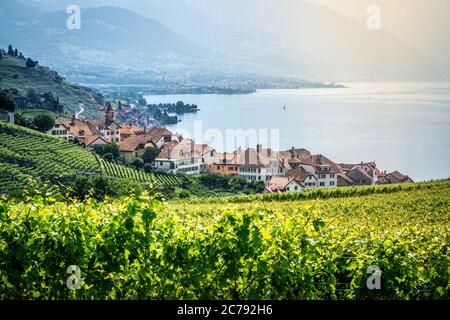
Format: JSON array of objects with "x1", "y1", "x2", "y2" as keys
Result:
[{"x1": 105, "y1": 103, "x2": 115, "y2": 124}]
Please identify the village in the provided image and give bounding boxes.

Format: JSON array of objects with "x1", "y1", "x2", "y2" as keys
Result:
[{"x1": 47, "y1": 105, "x2": 414, "y2": 193}]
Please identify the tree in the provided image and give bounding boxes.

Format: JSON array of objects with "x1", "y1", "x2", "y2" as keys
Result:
[
  {"x1": 93, "y1": 143, "x2": 120, "y2": 161},
  {"x1": 7, "y1": 45, "x2": 14, "y2": 55},
  {"x1": 32, "y1": 113, "x2": 55, "y2": 132},
  {"x1": 248, "y1": 180, "x2": 266, "y2": 193},
  {"x1": 26, "y1": 58, "x2": 36, "y2": 68},
  {"x1": 143, "y1": 146, "x2": 160, "y2": 166},
  {"x1": 26, "y1": 88, "x2": 39, "y2": 103},
  {"x1": 14, "y1": 48, "x2": 18, "y2": 57},
  {"x1": 131, "y1": 157, "x2": 144, "y2": 170},
  {"x1": 138, "y1": 97, "x2": 147, "y2": 106},
  {"x1": 0, "y1": 93, "x2": 16, "y2": 112},
  {"x1": 228, "y1": 175, "x2": 247, "y2": 193}
]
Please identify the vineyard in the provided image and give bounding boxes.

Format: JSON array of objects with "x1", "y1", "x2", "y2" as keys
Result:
[
  {"x1": 0, "y1": 121, "x2": 180, "y2": 193},
  {"x1": 0, "y1": 179, "x2": 448, "y2": 299},
  {"x1": 98, "y1": 157, "x2": 180, "y2": 186},
  {"x1": 0, "y1": 121, "x2": 100, "y2": 194}
]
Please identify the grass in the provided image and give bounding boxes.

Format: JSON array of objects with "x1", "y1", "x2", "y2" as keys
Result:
[{"x1": 0, "y1": 54, "x2": 102, "y2": 117}]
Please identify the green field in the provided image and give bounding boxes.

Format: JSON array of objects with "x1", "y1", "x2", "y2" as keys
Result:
[
  {"x1": 0, "y1": 179, "x2": 448, "y2": 299},
  {"x1": 0, "y1": 121, "x2": 180, "y2": 193},
  {"x1": 0, "y1": 54, "x2": 102, "y2": 117}
]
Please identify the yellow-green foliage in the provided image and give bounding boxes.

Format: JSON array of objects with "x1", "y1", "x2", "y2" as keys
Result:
[{"x1": 0, "y1": 180, "x2": 449, "y2": 300}]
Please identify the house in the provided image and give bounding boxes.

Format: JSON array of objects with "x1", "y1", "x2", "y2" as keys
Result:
[
  {"x1": 235, "y1": 145, "x2": 284, "y2": 184},
  {"x1": 120, "y1": 124, "x2": 145, "y2": 141},
  {"x1": 83, "y1": 135, "x2": 108, "y2": 149},
  {"x1": 0, "y1": 111, "x2": 15, "y2": 124},
  {"x1": 119, "y1": 135, "x2": 158, "y2": 163},
  {"x1": 265, "y1": 177, "x2": 304, "y2": 193},
  {"x1": 59, "y1": 116, "x2": 97, "y2": 143},
  {"x1": 145, "y1": 127, "x2": 179, "y2": 148},
  {"x1": 208, "y1": 152, "x2": 240, "y2": 176},
  {"x1": 154, "y1": 139, "x2": 215, "y2": 175},
  {"x1": 85, "y1": 104, "x2": 121, "y2": 143},
  {"x1": 47, "y1": 121, "x2": 74, "y2": 141},
  {"x1": 287, "y1": 166, "x2": 318, "y2": 189},
  {"x1": 300, "y1": 154, "x2": 341, "y2": 188},
  {"x1": 383, "y1": 171, "x2": 414, "y2": 184},
  {"x1": 346, "y1": 166, "x2": 374, "y2": 186},
  {"x1": 337, "y1": 173, "x2": 354, "y2": 187},
  {"x1": 338, "y1": 161, "x2": 380, "y2": 186}
]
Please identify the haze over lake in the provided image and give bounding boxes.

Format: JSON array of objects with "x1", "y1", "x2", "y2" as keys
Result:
[{"x1": 146, "y1": 82, "x2": 450, "y2": 182}]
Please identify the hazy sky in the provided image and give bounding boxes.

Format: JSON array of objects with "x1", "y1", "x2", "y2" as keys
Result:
[{"x1": 301, "y1": 0, "x2": 450, "y2": 58}]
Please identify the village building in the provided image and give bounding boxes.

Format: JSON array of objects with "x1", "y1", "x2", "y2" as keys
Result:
[
  {"x1": 287, "y1": 166, "x2": 318, "y2": 189},
  {"x1": 299, "y1": 154, "x2": 341, "y2": 188},
  {"x1": 83, "y1": 135, "x2": 108, "y2": 149},
  {"x1": 119, "y1": 135, "x2": 158, "y2": 163},
  {"x1": 145, "y1": 127, "x2": 180, "y2": 148},
  {"x1": 46, "y1": 121, "x2": 74, "y2": 141},
  {"x1": 208, "y1": 152, "x2": 240, "y2": 176},
  {"x1": 235, "y1": 145, "x2": 284, "y2": 184},
  {"x1": 337, "y1": 173, "x2": 354, "y2": 187},
  {"x1": 380, "y1": 171, "x2": 414, "y2": 184},
  {"x1": 120, "y1": 124, "x2": 145, "y2": 141},
  {"x1": 85, "y1": 104, "x2": 121, "y2": 143},
  {"x1": 154, "y1": 139, "x2": 216, "y2": 175},
  {"x1": 55, "y1": 116, "x2": 96, "y2": 143},
  {"x1": 338, "y1": 161, "x2": 380, "y2": 186},
  {"x1": 265, "y1": 177, "x2": 304, "y2": 193}
]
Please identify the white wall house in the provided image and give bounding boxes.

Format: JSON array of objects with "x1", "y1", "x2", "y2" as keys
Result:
[
  {"x1": 154, "y1": 139, "x2": 215, "y2": 175},
  {"x1": 154, "y1": 158, "x2": 202, "y2": 175},
  {"x1": 99, "y1": 122, "x2": 121, "y2": 143},
  {"x1": 47, "y1": 122, "x2": 74, "y2": 141}
]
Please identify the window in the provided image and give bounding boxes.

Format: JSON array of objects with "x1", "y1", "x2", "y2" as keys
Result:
[
  {"x1": 330, "y1": 181, "x2": 335, "y2": 186},
  {"x1": 217, "y1": 166, "x2": 220, "y2": 170},
  {"x1": 330, "y1": 174, "x2": 335, "y2": 178},
  {"x1": 286, "y1": 187, "x2": 290, "y2": 191},
  {"x1": 320, "y1": 182, "x2": 325, "y2": 187},
  {"x1": 294, "y1": 186, "x2": 298, "y2": 190}
]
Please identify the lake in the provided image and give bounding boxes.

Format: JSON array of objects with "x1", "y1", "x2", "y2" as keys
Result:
[{"x1": 145, "y1": 82, "x2": 450, "y2": 181}]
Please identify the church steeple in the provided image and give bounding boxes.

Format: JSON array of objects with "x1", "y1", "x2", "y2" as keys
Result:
[{"x1": 105, "y1": 102, "x2": 115, "y2": 124}]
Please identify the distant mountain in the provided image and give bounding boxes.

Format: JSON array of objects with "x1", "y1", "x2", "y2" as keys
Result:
[
  {"x1": 3, "y1": 0, "x2": 448, "y2": 81},
  {"x1": 0, "y1": 2, "x2": 216, "y2": 76}
]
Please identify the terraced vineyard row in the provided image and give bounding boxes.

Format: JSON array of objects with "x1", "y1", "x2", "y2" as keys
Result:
[
  {"x1": 98, "y1": 157, "x2": 180, "y2": 187},
  {"x1": 0, "y1": 121, "x2": 101, "y2": 193},
  {"x1": 0, "y1": 121, "x2": 180, "y2": 193}
]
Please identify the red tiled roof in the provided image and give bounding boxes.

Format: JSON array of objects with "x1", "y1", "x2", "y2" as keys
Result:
[
  {"x1": 288, "y1": 166, "x2": 315, "y2": 183},
  {"x1": 301, "y1": 154, "x2": 342, "y2": 174},
  {"x1": 119, "y1": 135, "x2": 157, "y2": 152}
]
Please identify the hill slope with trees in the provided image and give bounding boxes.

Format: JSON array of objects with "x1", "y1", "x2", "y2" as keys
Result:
[{"x1": 0, "y1": 47, "x2": 104, "y2": 117}]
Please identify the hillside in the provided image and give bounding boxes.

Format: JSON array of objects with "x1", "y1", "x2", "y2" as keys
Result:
[
  {"x1": 0, "y1": 121, "x2": 179, "y2": 194},
  {"x1": 0, "y1": 51, "x2": 104, "y2": 117},
  {"x1": 0, "y1": 179, "x2": 448, "y2": 299}
]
